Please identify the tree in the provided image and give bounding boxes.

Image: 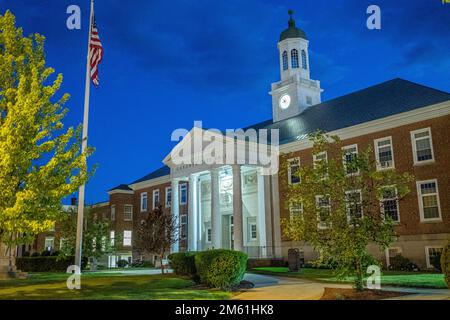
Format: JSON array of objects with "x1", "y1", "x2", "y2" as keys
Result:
[
  {"x1": 281, "y1": 132, "x2": 413, "y2": 290},
  {"x1": 57, "y1": 206, "x2": 120, "y2": 270},
  {"x1": 134, "y1": 205, "x2": 178, "y2": 274},
  {"x1": 0, "y1": 10, "x2": 93, "y2": 268}
]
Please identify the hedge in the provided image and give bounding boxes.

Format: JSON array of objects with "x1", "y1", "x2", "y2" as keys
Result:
[
  {"x1": 16, "y1": 256, "x2": 88, "y2": 272},
  {"x1": 194, "y1": 249, "x2": 247, "y2": 290},
  {"x1": 168, "y1": 252, "x2": 196, "y2": 279},
  {"x1": 442, "y1": 240, "x2": 450, "y2": 288}
]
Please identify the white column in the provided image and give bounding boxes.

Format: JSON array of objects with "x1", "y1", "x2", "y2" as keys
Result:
[
  {"x1": 232, "y1": 165, "x2": 244, "y2": 251},
  {"x1": 196, "y1": 177, "x2": 203, "y2": 251},
  {"x1": 257, "y1": 168, "x2": 267, "y2": 257},
  {"x1": 271, "y1": 173, "x2": 282, "y2": 258},
  {"x1": 188, "y1": 174, "x2": 198, "y2": 251},
  {"x1": 171, "y1": 179, "x2": 180, "y2": 253},
  {"x1": 210, "y1": 168, "x2": 221, "y2": 249}
]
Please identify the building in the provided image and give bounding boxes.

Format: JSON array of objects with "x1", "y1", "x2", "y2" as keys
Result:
[{"x1": 43, "y1": 12, "x2": 450, "y2": 269}]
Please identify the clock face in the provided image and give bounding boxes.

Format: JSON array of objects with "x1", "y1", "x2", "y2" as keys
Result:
[{"x1": 279, "y1": 94, "x2": 291, "y2": 109}]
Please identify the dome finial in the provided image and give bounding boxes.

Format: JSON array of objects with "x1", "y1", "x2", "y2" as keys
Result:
[{"x1": 287, "y1": 9, "x2": 295, "y2": 27}]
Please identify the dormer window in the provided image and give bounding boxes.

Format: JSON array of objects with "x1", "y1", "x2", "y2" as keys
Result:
[
  {"x1": 301, "y1": 50, "x2": 307, "y2": 69},
  {"x1": 291, "y1": 49, "x2": 299, "y2": 68},
  {"x1": 282, "y1": 51, "x2": 288, "y2": 70}
]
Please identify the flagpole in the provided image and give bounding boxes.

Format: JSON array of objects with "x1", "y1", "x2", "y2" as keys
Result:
[{"x1": 75, "y1": 0, "x2": 94, "y2": 273}]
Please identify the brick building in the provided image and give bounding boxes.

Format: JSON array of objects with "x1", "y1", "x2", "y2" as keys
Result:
[{"x1": 34, "y1": 12, "x2": 450, "y2": 270}]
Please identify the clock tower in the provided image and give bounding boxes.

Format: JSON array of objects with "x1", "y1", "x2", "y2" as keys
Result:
[{"x1": 270, "y1": 10, "x2": 323, "y2": 122}]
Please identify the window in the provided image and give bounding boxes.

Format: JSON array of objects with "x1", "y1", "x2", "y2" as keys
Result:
[
  {"x1": 247, "y1": 217, "x2": 257, "y2": 241},
  {"x1": 44, "y1": 237, "x2": 54, "y2": 251},
  {"x1": 342, "y1": 144, "x2": 359, "y2": 175},
  {"x1": 180, "y1": 183, "x2": 187, "y2": 205},
  {"x1": 313, "y1": 151, "x2": 328, "y2": 179},
  {"x1": 111, "y1": 205, "x2": 116, "y2": 221},
  {"x1": 374, "y1": 137, "x2": 395, "y2": 170},
  {"x1": 425, "y1": 246, "x2": 443, "y2": 269},
  {"x1": 417, "y1": 180, "x2": 441, "y2": 221},
  {"x1": 165, "y1": 187, "x2": 172, "y2": 208},
  {"x1": 346, "y1": 190, "x2": 362, "y2": 220},
  {"x1": 59, "y1": 238, "x2": 65, "y2": 250},
  {"x1": 288, "y1": 157, "x2": 300, "y2": 185},
  {"x1": 306, "y1": 96, "x2": 312, "y2": 105},
  {"x1": 140, "y1": 192, "x2": 148, "y2": 212},
  {"x1": 289, "y1": 202, "x2": 303, "y2": 221},
  {"x1": 123, "y1": 230, "x2": 132, "y2": 246},
  {"x1": 316, "y1": 195, "x2": 331, "y2": 229},
  {"x1": 291, "y1": 49, "x2": 299, "y2": 68},
  {"x1": 411, "y1": 128, "x2": 434, "y2": 164},
  {"x1": 282, "y1": 50, "x2": 288, "y2": 70},
  {"x1": 124, "y1": 205, "x2": 133, "y2": 221},
  {"x1": 49, "y1": 222, "x2": 56, "y2": 232},
  {"x1": 110, "y1": 230, "x2": 115, "y2": 246},
  {"x1": 180, "y1": 215, "x2": 187, "y2": 239},
  {"x1": 380, "y1": 187, "x2": 400, "y2": 223},
  {"x1": 301, "y1": 49, "x2": 307, "y2": 69},
  {"x1": 152, "y1": 189, "x2": 160, "y2": 209},
  {"x1": 385, "y1": 247, "x2": 402, "y2": 267},
  {"x1": 206, "y1": 228, "x2": 212, "y2": 243}
]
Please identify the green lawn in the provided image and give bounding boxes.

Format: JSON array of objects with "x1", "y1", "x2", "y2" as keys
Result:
[
  {"x1": 0, "y1": 272, "x2": 231, "y2": 300},
  {"x1": 251, "y1": 267, "x2": 447, "y2": 289}
]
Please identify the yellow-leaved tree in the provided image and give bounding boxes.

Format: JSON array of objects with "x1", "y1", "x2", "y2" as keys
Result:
[{"x1": 0, "y1": 11, "x2": 93, "y2": 267}]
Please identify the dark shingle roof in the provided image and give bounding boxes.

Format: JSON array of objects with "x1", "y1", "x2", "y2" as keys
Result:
[
  {"x1": 130, "y1": 165, "x2": 170, "y2": 184},
  {"x1": 246, "y1": 78, "x2": 450, "y2": 144},
  {"x1": 108, "y1": 184, "x2": 133, "y2": 191}
]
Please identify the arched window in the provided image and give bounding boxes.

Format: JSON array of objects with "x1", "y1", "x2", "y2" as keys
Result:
[
  {"x1": 301, "y1": 50, "x2": 307, "y2": 70},
  {"x1": 282, "y1": 51, "x2": 288, "y2": 70},
  {"x1": 291, "y1": 49, "x2": 299, "y2": 69}
]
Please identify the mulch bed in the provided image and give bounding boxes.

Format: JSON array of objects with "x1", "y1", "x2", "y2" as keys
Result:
[{"x1": 320, "y1": 287, "x2": 412, "y2": 300}]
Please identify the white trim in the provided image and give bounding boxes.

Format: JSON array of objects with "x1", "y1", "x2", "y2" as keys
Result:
[
  {"x1": 108, "y1": 189, "x2": 134, "y2": 195},
  {"x1": 380, "y1": 186, "x2": 400, "y2": 223},
  {"x1": 313, "y1": 151, "x2": 328, "y2": 166},
  {"x1": 180, "y1": 183, "x2": 188, "y2": 205},
  {"x1": 315, "y1": 195, "x2": 331, "y2": 229},
  {"x1": 287, "y1": 157, "x2": 300, "y2": 185},
  {"x1": 425, "y1": 246, "x2": 444, "y2": 269},
  {"x1": 374, "y1": 136, "x2": 395, "y2": 170},
  {"x1": 123, "y1": 230, "x2": 132, "y2": 247},
  {"x1": 110, "y1": 205, "x2": 116, "y2": 221},
  {"x1": 289, "y1": 202, "x2": 303, "y2": 221},
  {"x1": 152, "y1": 189, "x2": 160, "y2": 209},
  {"x1": 342, "y1": 144, "x2": 359, "y2": 176},
  {"x1": 129, "y1": 175, "x2": 171, "y2": 191},
  {"x1": 165, "y1": 186, "x2": 172, "y2": 208},
  {"x1": 280, "y1": 100, "x2": 450, "y2": 153},
  {"x1": 416, "y1": 179, "x2": 442, "y2": 222},
  {"x1": 385, "y1": 247, "x2": 402, "y2": 267},
  {"x1": 410, "y1": 127, "x2": 435, "y2": 165},
  {"x1": 124, "y1": 204, "x2": 133, "y2": 221},
  {"x1": 345, "y1": 189, "x2": 363, "y2": 219},
  {"x1": 140, "y1": 192, "x2": 148, "y2": 212}
]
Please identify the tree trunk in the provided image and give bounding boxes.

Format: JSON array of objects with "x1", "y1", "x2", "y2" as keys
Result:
[
  {"x1": 160, "y1": 252, "x2": 165, "y2": 275},
  {"x1": 354, "y1": 257, "x2": 364, "y2": 291}
]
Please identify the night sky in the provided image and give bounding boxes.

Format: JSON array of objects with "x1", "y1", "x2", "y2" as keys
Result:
[{"x1": 2, "y1": 0, "x2": 449, "y2": 204}]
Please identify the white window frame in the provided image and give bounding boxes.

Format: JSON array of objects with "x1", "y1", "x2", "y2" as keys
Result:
[
  {"x1": 345, "y1": 189, "x2": 363, "y2": 220},
  {"x1": 180, "y1": 183, "x2": 187, "y2": 205},
  {"x1": 152, "y1": 189, "x2": 160, "y2": 209},
  {"x1": 313, "y1": 151, "x2": 328, "y2": 179},
  {"x1": 385, "y1": 247, "x2": 402, "y2": 267},
  {"x1": 315, "y1": 195, "x2": 331, "y2": 229},
  {"x1": 180, "y1": 214, "x2": 187, "y2": 239},
  {"x1": 411, "y1": 127, "x2": 435, "y2": 165},
  {"x1": 111, "y1": 205, "x2": 116, "y2": 221},
  {"x1": 165, "y1": 187, "x2": 172, "y2": 208},
  {"x1": 416, "y1": 179, "x2": 442, "y2": 222},
  {"x1": 374, "y1": 136, "x2": 395, "y2": 170},
  {"x1": 124, "y1": 204, "x2": 133, "y2": 221},
  {"x1": 289, "y1": 202, "x2": 303, "y2": 221},
  {"x1": 342, "y1": 144, "x2": 359, "y2": 176},
  {"x1": 44, "y1": 236, "x2": 54, "y2": 251},
  {"x1": 110, "y1": 230, "x2": 115, "y2": 246},
  {"x1": 123, "y1": 230, "x2": 132, "y2": 246},
  {"x1": 206, "y1": 228, "x2": 212, "y2": 243},
  {"x1": 249, "y1": 223, "x2": 258, "y2": 241},
  {"x1": 59, "y1": 237, "x2": 65, "y2": 250},
  {"x1": 287, "y1": 157, "x2": 301, "y2": 185},
  {"x1": 380, "y1": 186, "x2": 400, "y2": 223},
  {"x1": 425, "y1": 246, "x2": 443, "y2": 269},
  {"x1": 140, "y1": 192, "x2": 148, "y2": 212}
]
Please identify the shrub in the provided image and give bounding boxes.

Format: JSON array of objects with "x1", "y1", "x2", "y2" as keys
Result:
[
  {"x1": 117, "y1": 259, "x2": 129, "y2": 268},
  {"x1": 168, "y1": 252, "x2": 197, "y2": 279},
  {"x1": 388, "y1": 254, "x2": 419, "y2": 272},
  {"x1": 31, "y1": 252, "x2": 40, "y2": 257},
  {"x1": 431, "y1": 254, "x2": 442, "y2": 272},
  {"x1": 441, "y1": 241, "x2": 450, "y2": 288},
  {"x1": 16, "y1": 256, "x2": 88, "y2": 272},
  {"x1": 41, "y1": 250, "x2": 52, "y2": 257},
  {"x1": 131, "y1": 260, "x2": 154, "y2": 268},
  {"x1": 195, "y1": 249, "x2": 247, "y2": 290},
  {"x1": 22, "y1": 251, "x2": 30, "y2": 257}
]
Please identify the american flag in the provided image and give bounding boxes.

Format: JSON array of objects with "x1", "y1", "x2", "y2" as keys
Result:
[{"x1": 89, "y1": 12, "x2": 103, "y2": 87}]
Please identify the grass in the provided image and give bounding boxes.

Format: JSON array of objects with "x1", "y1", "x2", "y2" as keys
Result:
[
  {"x1": 0, "y1": 272, "x2": 232, "y2": 300},
  {"x1": 251, "y1": 267, "x2": 447, "y2": 289}
]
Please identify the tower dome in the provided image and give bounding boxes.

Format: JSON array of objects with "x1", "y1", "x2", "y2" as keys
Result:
[{"x1": 279, "y1": 10, "x2": 307, "y2": 41}]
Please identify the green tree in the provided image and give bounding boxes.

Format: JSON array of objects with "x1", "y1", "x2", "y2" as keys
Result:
[
  {"x1": 134, "y1": 205, "x2": 178, "y2": 274},
  {"x1": 281, "y1": 132, "x2": 413, "y2": 290},
  {"x1": 58, "y1": 207, "x2": 119, "y2": 270},
  {"x1": 0, "y1": 11, "x2": 93, "y2": 264}
]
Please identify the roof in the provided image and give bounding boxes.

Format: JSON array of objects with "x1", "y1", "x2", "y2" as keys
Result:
[
  {"x1": 130, "y1": 165, "x2": 170, "y2": 184},
  {"x1": 108, "y1": 184, "x2": 133, "y2": 191},
  {"x1": 246, "y1": 78, "x2": 450, "y2": 145},
  {"x1": 279, "y1": 11, "x2": 307, "y2": 41}
]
